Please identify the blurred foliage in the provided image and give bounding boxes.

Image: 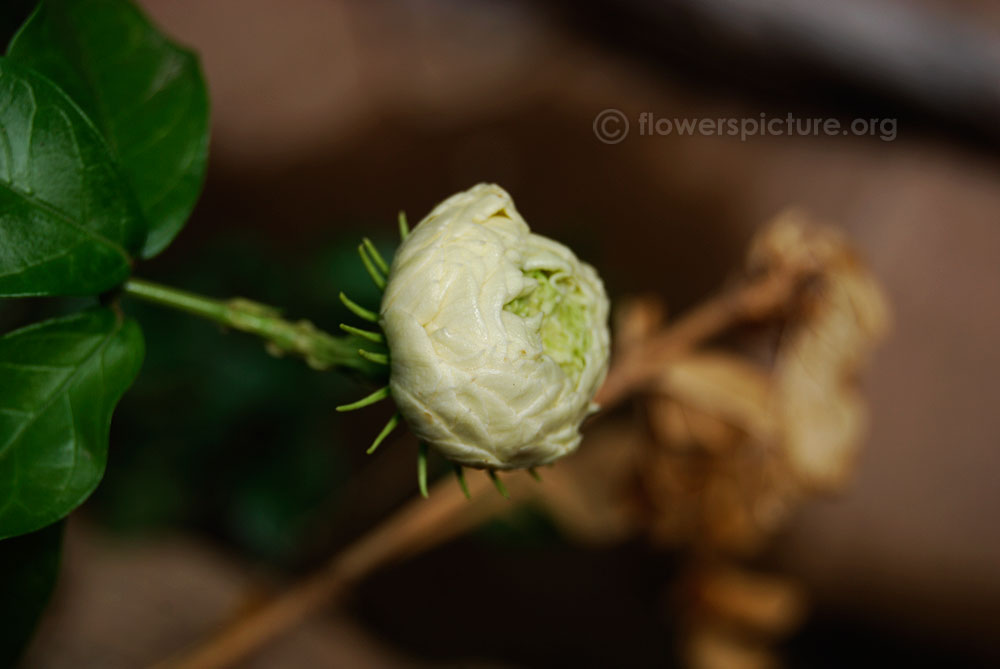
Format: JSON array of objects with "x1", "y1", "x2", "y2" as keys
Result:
[
  {"x1": 473, "y1": 502, "x2": 565, "y2": 548},
  {"x1": 0, "y1": 521, "x2": 62, "y2": 665},
  {"x1": 67, "y1": 232, "x2": 389, "y2": 566}
]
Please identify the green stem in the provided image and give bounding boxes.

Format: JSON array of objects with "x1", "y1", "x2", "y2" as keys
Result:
[{"x1": 122, "y1": 277, "x2": 384, "y2": 375}]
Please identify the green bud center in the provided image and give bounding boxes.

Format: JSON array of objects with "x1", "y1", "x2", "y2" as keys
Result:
[{"x1": 504, "y1": 269, "x2": 592, "y2": 383}]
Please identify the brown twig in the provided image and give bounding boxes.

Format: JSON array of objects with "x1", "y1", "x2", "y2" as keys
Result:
[
  {"x1": 156, "y1": 266, "x2": 809, "y2": 669},
  {"x1": 595, "y1": 268, "x2": 806, "y2": 409},
  {"x1": 156, "y1": 471, "x2": 536, "y2": 669}
]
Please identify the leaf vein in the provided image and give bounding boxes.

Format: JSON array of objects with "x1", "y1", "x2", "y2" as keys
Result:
[{"x1": 0, "y1": 318, "x2": 121, "y2": 459}]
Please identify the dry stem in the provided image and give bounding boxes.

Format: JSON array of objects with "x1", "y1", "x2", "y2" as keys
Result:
[
  {"x1": 595, "y1": 268, "x2": 806, "y2": 408},
  {"x1": 157, "y1": 267, "x2": 808, "y2": 669},
  {"x1": 157, "y1": 472, "x2": 535, "y2": 669}
]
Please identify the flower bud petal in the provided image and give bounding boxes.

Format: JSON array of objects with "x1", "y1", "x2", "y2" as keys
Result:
[{"x1": 380, "y1": 184, "x2": 610, "y2": 469}]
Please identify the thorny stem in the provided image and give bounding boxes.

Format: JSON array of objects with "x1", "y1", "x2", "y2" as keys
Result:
[
  {"x1": 156, "y1": 266, "x2": 812, "y2": 669},
  {"x1": 123, "y1": 278, "x2": 383, "y2": 375}
]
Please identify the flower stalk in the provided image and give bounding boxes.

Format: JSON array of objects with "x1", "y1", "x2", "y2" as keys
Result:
[{"x1": 121, "y1": 278, "x2": 383, "y2": 375}]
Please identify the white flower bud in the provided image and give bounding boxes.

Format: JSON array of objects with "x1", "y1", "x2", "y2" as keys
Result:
[{"x1": 380, "y1": 184, "x2": 610, "y2": 470}]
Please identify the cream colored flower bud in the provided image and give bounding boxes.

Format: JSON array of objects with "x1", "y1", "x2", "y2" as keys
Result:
[{"x1": 380, "y1": 184, "x2": 610, "y2": 470}]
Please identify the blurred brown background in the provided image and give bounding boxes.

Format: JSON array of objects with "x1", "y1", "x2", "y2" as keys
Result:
[{"x1": 16, "y1": 0, "x2": 1000, "y2": 666}]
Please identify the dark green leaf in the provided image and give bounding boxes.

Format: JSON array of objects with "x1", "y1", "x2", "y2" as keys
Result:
[
  {"x1": 0, "y1": 57, "x2": 145, "y2": 296},
  {"x1": 0, "y1": 521, "x2": 63, "y2": 665},
  {"x1": 0, "y1": 307, "x2": 144, "y2": 538},
  {"x1": 8, "y1": 0, "x2": 210, "y2": 258}
]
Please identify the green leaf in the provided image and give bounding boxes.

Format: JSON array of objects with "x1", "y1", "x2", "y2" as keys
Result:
[
  {"x1": 0, "y1": 521, "x2": 63, "y2": 666},
  {"x1": 8, "y1": 0, "x2": 210, "y2": 258},
  {"x1": 0, "y1": 307, "x2": 144, "y2": 538},
  {"x1": 0, "y1": 57, "x2": 145, "y2": 296}
]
